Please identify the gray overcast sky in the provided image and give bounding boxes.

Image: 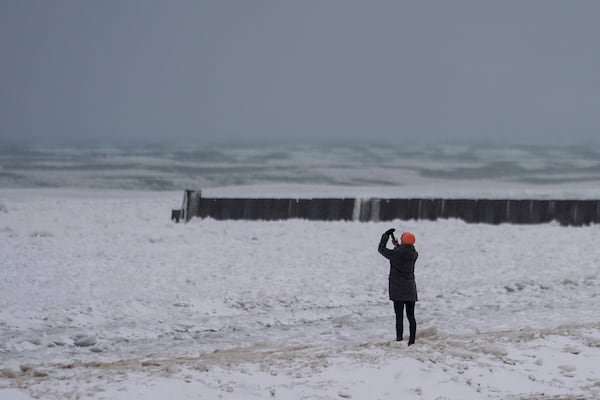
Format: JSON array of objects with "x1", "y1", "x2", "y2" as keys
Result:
[{"x1": 1, "y1": 1, "x2": 599, "y2": 147}]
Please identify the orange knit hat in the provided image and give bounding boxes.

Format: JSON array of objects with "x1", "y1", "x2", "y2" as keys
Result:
[{"x1": 401, "y1": 232, "x2": 416, "y2": 245}]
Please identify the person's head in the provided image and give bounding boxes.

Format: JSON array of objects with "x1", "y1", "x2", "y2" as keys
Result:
[{"x1": 400, "y1": 232, "x2": 416, "y2": 245}]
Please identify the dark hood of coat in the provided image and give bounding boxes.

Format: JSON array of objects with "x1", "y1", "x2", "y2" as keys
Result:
[{"x1": 396, "y1": 244, "x2": 418, "y2": 262}]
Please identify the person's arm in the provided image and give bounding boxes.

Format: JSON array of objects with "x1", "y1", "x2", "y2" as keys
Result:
[{"x1": 378, "y1": 229, "x2": 395, "y2": 259}]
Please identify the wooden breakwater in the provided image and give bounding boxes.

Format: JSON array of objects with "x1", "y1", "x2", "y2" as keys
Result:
[{"x1": 172, "y1": 190, "x2": 600, "y2": 226}]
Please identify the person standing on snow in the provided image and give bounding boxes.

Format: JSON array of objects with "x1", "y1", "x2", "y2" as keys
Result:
[{"x1": 378, "y1": 228, "x2": 418, "y2": 345}]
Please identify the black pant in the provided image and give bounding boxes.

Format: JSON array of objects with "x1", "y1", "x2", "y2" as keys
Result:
[{"x1": 393, "y1": 301, "x2": 416, "y2": 342}]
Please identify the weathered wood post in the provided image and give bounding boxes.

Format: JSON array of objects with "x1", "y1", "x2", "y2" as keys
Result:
[
  {"x1": 171, "y1": 209, "x2": 181, "y2": 223},
  {"x1": 181, "y1": 190, "x2": 202, "y2": 222}
]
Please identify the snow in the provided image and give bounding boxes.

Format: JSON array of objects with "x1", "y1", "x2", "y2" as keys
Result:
[{"x1": 1, "y1": 188, "x2": 600, "y2": 399}]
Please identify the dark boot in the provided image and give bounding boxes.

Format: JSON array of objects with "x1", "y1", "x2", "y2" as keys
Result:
[{"x1": 396, "y1": 326, "x2": 403, "y2": 341}]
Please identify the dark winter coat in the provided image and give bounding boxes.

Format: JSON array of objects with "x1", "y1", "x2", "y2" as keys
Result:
[{"x1": 378, "y1": 233, "x2": 418, "y2": 302}]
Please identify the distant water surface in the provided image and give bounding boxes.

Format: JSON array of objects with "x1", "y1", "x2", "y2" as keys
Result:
[{"x1": 1, "y1": 144, "x2": 599, "y2": 197}]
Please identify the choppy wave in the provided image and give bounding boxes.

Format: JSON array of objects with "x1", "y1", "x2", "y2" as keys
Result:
[{"x1": 0, "y1": 144, "x2": 599, "y2": 193}]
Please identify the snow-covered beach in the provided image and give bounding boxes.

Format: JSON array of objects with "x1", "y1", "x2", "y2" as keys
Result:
[
  {"x1": 1, "y1": 188, "x2": 599, "y2": 399},
  {"x1": 3, "y1": 0, "x2": 600, "y2": 396}
]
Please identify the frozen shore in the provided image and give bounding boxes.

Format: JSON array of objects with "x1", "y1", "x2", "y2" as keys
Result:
[{"x1": 1, "y1": 189, "x2": 599, "y2": 399}]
